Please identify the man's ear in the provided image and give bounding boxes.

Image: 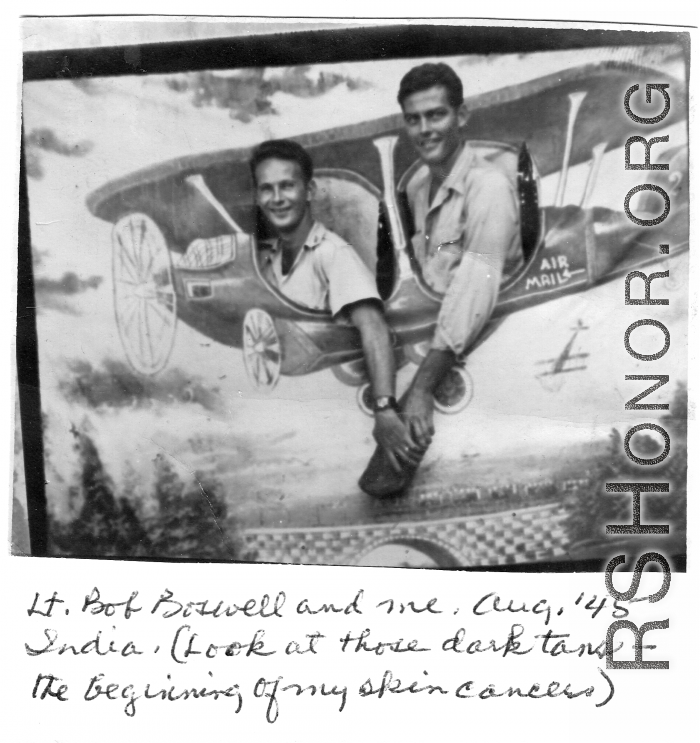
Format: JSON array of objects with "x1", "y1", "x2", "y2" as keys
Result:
[
  {"x1": 457, "y1": 103, "x2": 468, "y2": 128},
  {"x1": 307, "y1": 178, "x2": 317, "y2": 201}
]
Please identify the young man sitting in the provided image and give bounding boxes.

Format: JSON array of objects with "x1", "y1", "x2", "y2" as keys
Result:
[
  {"x1": 250, "y1": 139, "x2": 423, "y2": 475},
  {"x1": 360, "y1": 62, "x2": 522, "y2": 497}
]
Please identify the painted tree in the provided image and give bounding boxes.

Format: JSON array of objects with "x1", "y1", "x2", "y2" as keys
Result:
[
  {"x1": 50, "y1": 430, "x2": 149, "y2": 556},
  {"x1": 565, "y1": 383, "x2": 688, "y2": 544},
  {"x1": 50, "y1": 432, "x2": 255, "y2": 560}
]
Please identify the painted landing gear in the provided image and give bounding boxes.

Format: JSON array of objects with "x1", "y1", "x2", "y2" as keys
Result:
[
  {"x1": 433, "y1": 366, "x2": 474, "y2": 414},
  {"x1": 112, "y1": 213, "x2": 177, "y2": 375},
  {"x1": 357, "y1": 383, "x2": 375, "y2": 416},
  {"x1": 242, "y1": 308, "x2": 281, "y2": 390},
  {"x1": 356, "y1": 366, "x2": 474, "y2": 416},
  {"x1": 332, "y1": 359, "x2": 369, "y2": 387}
]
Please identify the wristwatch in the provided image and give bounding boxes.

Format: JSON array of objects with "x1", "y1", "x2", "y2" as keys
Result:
[{"x1": 373, "y1": 395, "x2": 399, "y2": 413}]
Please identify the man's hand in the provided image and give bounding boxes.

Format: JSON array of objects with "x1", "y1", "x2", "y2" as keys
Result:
[
  {"x1": 402, "y1": 388, "x2": 435, "y2": 450},
  {"x1": 373, "y1": 408, "x2": 424, "y2": 473},
  {"x1": 401, "y1": 348, "x2": 454, "y2": 450}
]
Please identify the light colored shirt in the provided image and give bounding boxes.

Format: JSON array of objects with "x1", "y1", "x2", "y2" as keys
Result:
[
  {"x1": 258, "y1": 220, "x2": 380, "y2": 317},
  {"x1": 406, "y1": 142, "x2": 522, "y2": 355}
]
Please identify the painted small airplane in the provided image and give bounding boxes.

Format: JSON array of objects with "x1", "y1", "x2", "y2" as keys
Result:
[
  {"x1": 536, "y1": 320, "x2": 589, "y2": 380},
  {"x1": 86, "y1": 61, "x2": 688, "y2": 415}
]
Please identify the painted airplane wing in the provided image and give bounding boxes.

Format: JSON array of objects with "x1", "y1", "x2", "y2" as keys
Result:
[
  {"x1": 86, "y1": 60, "x2": 684, "y2": 250},
  {"x1": 459, "y1": 61, "x2": 686, "y2": 178},
  {"x1": 535, "y1": 351, "x2": 588, "y2": 365},
  {"x1": 538, "y1": 365, "x2": 588, "y2": 377}
]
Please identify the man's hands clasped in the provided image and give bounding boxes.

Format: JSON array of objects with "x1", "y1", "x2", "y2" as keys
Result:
[{"x1": 373, "y1": 407, "x2": 426, "y2": 474}]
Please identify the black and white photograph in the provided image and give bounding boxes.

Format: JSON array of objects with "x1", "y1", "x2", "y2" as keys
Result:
[
  {"x1": 16, "y1": 20, "x2": 689, "y2": 570},
  {"x1": 7, "y1": 13, "x2": 698, "y2": 743}
]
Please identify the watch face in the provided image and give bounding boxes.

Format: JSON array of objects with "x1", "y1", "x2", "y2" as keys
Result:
[{"x1": 374, "y1": 396, "x2": 397, "y2": 412}]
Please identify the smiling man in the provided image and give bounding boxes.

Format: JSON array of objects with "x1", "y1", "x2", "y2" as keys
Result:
[
  {"x1": 402, "y1": 64, "x2": 522, "y2": 444},
  {"x1": 250, "y1": 139, "x2": 421, "y2": 474},
  {"x1": 360, "y1": 63, "x2": 523, "y2": 497}
]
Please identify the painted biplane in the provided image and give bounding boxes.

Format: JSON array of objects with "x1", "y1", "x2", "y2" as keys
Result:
[
  {"x1": 86, "y1": 61, "x2": 689, "y2": 414},
  {"x1": 535, "y1": 319, "x2": 589, "y2": 392},
  {"x1": 537, "y1": 319, "x2": 589, "y2": 376}
]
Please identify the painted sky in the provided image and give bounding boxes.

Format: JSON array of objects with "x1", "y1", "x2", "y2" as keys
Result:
[{"x1": 22, "y1": 43, "x2": 688, "y2": 510}]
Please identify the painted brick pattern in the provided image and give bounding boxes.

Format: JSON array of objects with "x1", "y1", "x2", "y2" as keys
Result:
[{"x1": 245, "y1": 503, "x2": 569, "y2": 567}]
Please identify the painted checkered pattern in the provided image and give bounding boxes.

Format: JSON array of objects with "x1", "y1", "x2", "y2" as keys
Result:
[{"x1": 245, "y1": 503, "x2": 569, "y2": 567}]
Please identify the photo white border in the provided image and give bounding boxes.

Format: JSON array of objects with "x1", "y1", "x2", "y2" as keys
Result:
[{"x1": 4, "y1": 8, "x2": 698, "y2": 741}]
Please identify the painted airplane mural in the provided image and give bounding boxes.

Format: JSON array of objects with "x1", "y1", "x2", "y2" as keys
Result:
[{"x1": 86, "y1": 61, "x2": 689, "y2": 415}]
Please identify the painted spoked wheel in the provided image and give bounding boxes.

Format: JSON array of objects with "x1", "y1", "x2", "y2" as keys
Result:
[
  {"x1": 112, "y1": 213, "x2": 177, "y2": 375},
  {"x1": 433, "y1": 366, "x2": 473, "y2": 414},
  {"x1": 356, "y1": 382, "x2": 375, "y2": 416},
  {"x1": 242, "y1": 309, "x2": 281, "y2": 390}
]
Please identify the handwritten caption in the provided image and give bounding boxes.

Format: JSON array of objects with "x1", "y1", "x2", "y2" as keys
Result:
[{"x1": 24, "y1": 586, "x2": 635, "y2": 721}]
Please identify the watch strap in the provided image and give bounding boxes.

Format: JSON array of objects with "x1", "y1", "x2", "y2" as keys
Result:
[{"x1": 373, "y1": 395, "x2": 399, "y2": 413}]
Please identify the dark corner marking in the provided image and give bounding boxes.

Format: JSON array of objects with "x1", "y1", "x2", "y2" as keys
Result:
[{"x1": 17, "y1": 125, "x2": 48, "y2": 556}]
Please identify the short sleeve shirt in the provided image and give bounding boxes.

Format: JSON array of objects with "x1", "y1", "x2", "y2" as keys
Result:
[{"x1": 258, "y1": 221, "x2": 381, "y2": 317}]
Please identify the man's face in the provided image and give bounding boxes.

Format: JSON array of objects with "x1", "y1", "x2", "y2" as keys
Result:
[
  {"x1": 401, "y1": 85, "x2": 466, "y2": 169},
  {"x1": 255, "y1": 158, "x2": 313, "y2": 235}
]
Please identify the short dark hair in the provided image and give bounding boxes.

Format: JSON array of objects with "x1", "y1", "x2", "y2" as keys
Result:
[
  {"x1": 249, "y1": 139, "x2": 314, "y2": 186},
  {"x1": 397, "y1": 63, "x2": 464, "y2": 109}
]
